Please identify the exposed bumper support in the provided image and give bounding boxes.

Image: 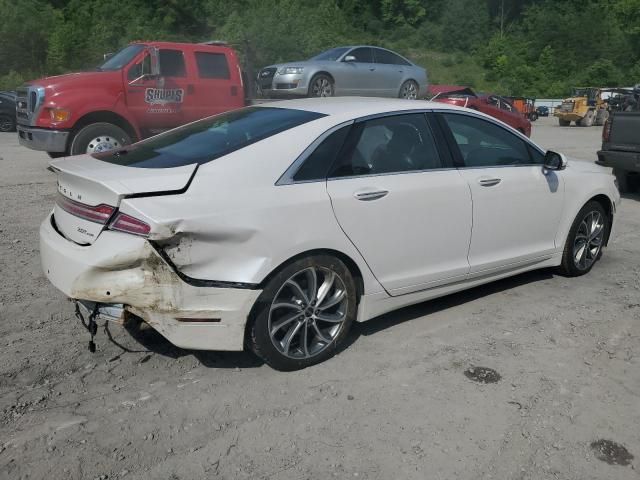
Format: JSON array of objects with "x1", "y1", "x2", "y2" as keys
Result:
[{"x1": 17, "y1": 125, "x2": 69, "y2": 152}]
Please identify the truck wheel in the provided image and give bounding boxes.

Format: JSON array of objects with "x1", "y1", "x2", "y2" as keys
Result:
[
  {"x1": 595, "y1": 110, "x2": 609, "y2": 126},
  {"x1": 579, "y1": 111, "x2": 595, "y2": 127},
  {"x1": 70, "y1": 122, "x2": 131, "y2": 156},
  {"x1": 529, "y1": 112, "x2": 538, "y2": 121},
  {"x1": 0, "y1": 114, "x2": 15, "y2": 132},
  {"x1": 614, "y1": 169, "x2": 630, "y2": 194},
  {"x1": 558, "y1": 119, "x2": 571, "y2": 127}
]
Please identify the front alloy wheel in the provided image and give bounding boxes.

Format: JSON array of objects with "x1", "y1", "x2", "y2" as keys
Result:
[
  {"x1": 249, "y1": 255, "x2": 356, "y2": 370},
  {"x1": 559, "y1": 201, "x2": 608, "y2": 276},
  {"x1": 399, "y1": 80, "x2": 419, "y2": 100},
  {"x1": 309, "y1": 75, "x2": 334, "y2": 98},
  {"x1": 572, "y1": 210, "x2": 605, "y2": 271}
]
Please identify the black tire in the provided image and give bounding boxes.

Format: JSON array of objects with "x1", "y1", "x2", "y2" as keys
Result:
[
  {"x1": 70, "y1": 122, "x2": 131, "y2": 156},
  {"x1": 558, "y1": 201, "x2": 608, "y2": 277},
  {"x1": 248, "y1": 254, "x2": 357, "y2": 371},
  {"x1": 579, "y1": 110, "x2": 595, "y2": 127},
  {"x1": 307, "y1": 74, "x2": 335, "y2": 98},
  {"x1": 399, "y1": 80, "x2": 419, "y2": 100},
  {"x1": 614, "y1": 169, "x2": 630, "y2": 194},
  {"x1": 529, "y1": 112, "x2": 538, "y2": 121},
  {"x1": 0, "y1": 114, "x2": 15, "y2": 132},
  {"x1": 559, "y1": 119, "x2": 571, "y2": 127}
]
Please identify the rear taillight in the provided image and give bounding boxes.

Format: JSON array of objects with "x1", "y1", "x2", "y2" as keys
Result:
[
  {"x1": 108, "y1": 212, "x2": 151, "y2": 237},
  {"x1": 602, "y1": 117, "x2": 612, "y2": 142},
  {"x1": 56, "y1": 194, "x2": 115, "y2": 224}
]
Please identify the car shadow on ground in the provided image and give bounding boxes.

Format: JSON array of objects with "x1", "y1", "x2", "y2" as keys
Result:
[
  {"x1": 340, "y1": 268, "x2": 555, "y2": 352},
  {"x1": 121, "y1": 268, "x2": 555, "y2": 369}
]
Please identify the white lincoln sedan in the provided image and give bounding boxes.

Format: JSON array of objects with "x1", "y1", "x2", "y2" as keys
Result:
[{"x1": 41, "y1": 98, "x2": 620, "y2": 370}]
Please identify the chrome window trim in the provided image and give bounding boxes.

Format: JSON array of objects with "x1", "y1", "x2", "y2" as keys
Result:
[{"x1": 277, "y1": 107, "x2": 548, "y2": 186}]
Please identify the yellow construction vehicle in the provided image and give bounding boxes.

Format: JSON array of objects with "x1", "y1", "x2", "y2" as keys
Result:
[{"x1": 554, "y1": 87, "x2": 609, "y2": 127}]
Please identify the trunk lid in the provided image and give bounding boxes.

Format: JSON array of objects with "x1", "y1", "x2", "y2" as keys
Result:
[{"x1": 51, "y1": 154, "x2": 196, "y2": 244}]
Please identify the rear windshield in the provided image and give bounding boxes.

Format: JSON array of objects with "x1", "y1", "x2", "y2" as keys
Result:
[{"x1": 93, "y1": 107, "x2": 326, "y2": 168}]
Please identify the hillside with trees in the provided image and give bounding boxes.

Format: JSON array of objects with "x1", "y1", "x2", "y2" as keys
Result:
[{"x1": 1, "y1": 0, "x2": 639, "y2": 97}]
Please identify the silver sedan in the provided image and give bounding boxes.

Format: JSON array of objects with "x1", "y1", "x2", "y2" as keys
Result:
[{"x1": 257, "y1": 46, "x2": 428, "y2": 100}]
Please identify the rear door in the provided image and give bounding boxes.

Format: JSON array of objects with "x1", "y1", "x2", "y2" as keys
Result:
[
  {"x1": 187, "y1": 48, "x2": 244, "y2": 122},
  {"x1": 372, "y1": 48, "x2": 405, "y2": 97},
  {"x1": 326, "y1": 112, "x2": 472, "y2": 295}
]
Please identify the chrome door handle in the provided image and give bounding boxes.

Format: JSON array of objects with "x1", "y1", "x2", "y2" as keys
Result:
[
  {"x1": 478, "y1": 178, "x2": 501, "y2": 187},
  {"x1": 354, "y1": 189, "x2": 389, "y2": 201}
]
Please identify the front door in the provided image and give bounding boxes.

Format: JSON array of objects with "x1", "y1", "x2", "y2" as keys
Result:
[
  {"x1": 332, "y1": 47, "x2": 380, "y2": 96},
  {"x1": 326, "y1": 112, "x2": 472, "y2": 296},
  {"x1": 439, "y1": 112, "x2": 565, "y2": 274},
  {"x1": 126, "y1": 49, "x2": 190, "y2": 134}
]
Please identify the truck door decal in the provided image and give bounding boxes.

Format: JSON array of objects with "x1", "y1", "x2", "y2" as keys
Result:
[{"x1": 144, "y1": 88, "x2": 184, "y2": 114}]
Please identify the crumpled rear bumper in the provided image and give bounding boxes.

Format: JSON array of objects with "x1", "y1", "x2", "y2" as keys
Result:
[{"x1": 40, "y1": 213, "x2": 261, "y2": 351}]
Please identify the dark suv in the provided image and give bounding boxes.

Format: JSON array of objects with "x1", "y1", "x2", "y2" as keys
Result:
[{"x1": 0, "y1": 91, "x2": 17, "y2": 132}]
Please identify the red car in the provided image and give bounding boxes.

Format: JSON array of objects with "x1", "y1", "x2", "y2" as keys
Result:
[{"x1": 429, "y1": 85, "x2": 532, "y2": 137}]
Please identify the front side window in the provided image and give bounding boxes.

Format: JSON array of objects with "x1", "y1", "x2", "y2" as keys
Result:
[
  {"x1": 93, "y1": 107, "x2": 326, "y2": 169},
  {"x1": 195, "y1": 52, "x2": 230, "y2": 79},
  {"x1": 127, "y1": 53, "x2": 151, "y2": 81},
  {"x1": 346, "y1": 47, "x2": 374, "y2": 63},
  {"x1": 159, "y1": 49, "x2": 186, "y2": 77},
  {"x1": 442, "y1": 113, "x2": 532, "y2": 167},
  {"x1": 310, "y1": 47, "x2": 350, "y2": 61},
  {"x1": 330, "y1": 114, "x2": 441, "y2": 178}
]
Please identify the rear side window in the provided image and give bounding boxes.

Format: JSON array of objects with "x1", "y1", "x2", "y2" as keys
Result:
[
  {"x1": 374, "y1": 48, "x2": 411, "y2": 66},
  {"x1": 195, "y1": 52, "x2": 230, "y2": 79},
  {"x1": 93, "y1": 107, "x2": 326, "y2": 168},
  {"x1": 159, "y1": 49, "x2": 186, "y2": 77},
  {"x1": 330, "y1": 114, "x2": 442, "y2": 177},
  {"x1": 441, "y1": 113, "x2": 531, "y2": 167},
  {"x1": 293, "y1": 126, "x2": 351, "y2": 182}
]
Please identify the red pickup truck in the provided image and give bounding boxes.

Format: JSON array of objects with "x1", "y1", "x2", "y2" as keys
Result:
[{"x1": 16, "y1": 41, "x2": 245, "y2": 156}]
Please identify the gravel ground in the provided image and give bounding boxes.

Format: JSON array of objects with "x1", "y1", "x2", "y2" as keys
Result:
[{"x1": 0, "y1": 116, "x2": 639, "y2": 480}]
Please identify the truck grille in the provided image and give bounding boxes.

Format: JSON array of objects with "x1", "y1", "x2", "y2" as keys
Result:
[
  {"x1": 257, "y1": 68, "x2": 277, "y2": 90},
  {"x1": 16, "y1": 85, "x2": 45, "y2": 126}
]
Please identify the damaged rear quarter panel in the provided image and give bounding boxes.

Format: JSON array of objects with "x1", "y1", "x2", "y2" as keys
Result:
[{"x1": 120, "y1": 128, "x2": 383, "y2": 294}]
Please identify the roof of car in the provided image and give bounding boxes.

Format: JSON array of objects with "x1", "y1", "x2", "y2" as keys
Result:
[{"x1": 257, "y1": 97, "x2": 462, "y2": 120}]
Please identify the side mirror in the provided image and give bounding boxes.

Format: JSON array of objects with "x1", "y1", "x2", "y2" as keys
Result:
[
  {"x1": 103, "y1": 52, "x2": 114, "y2": 61},
  {"x1": 543, "y1": 150, "x2": 567, "y2": 171},
  {"x1": 343, "y1": 55, "x2": 356, "y2": 62}
]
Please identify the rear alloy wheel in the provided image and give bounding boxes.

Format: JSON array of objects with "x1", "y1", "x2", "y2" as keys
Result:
[
  {"x1": 70, "y1": 122, "x2": 132, "y2": 155},
  {"x1": 249, "y1": 255, "x2": 357, "y2": 370},
  {"x1": 399, "y1": 80, "x2": 419, "y2": 100},
  {"x1": 308, "y1": 74, "x2": 334, "y2": 98},
  {"x1": 0, "y1": 114, "x2": 15, "y2": 132},
  {"x1": 558, "y1": 201, "x2": 608, "y2": 276}
]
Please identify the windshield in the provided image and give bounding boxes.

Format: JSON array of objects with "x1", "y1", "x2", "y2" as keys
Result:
[
  {"x1": 310, "y1": 47, "x2": 350, "y2": 61},
  {"x1": 93, "y1": 107, "x2": 326, "y2": 168},
  {"x1": 98, "y1": 44, "x2": 146, "y2": 71}
]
